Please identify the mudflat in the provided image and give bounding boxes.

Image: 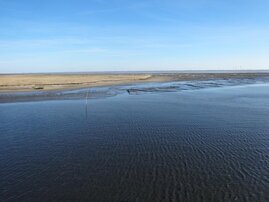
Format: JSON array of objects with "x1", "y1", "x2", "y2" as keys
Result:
[{"x1": 0, "y1": 72, "x2": 269, "y2": 92}]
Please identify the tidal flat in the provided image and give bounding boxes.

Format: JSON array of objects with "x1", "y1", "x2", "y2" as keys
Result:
[
  {"x1": 1, "y1": 72, "x2": 269, "y2": 93},
  {"x1": 1, "y1": 77, "x2": 269, "y2": 201}
]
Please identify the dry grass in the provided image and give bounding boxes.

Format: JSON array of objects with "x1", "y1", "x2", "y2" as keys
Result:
[{"x1": 0, "y1": 74, "x2": 152, "y2": 92}]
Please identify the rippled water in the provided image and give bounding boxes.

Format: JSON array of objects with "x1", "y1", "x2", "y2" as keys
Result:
[{"x1": 1, "y1": 83, "x2": 269, "y2": 201}]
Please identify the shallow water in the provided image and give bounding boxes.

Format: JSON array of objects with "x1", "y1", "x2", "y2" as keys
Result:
[
  {"x1": 1, "y1": 83, "x2": 269, "y2": 201},
  {"x1": 1, "y1": 77, "x2": 269, "y2": 103}
]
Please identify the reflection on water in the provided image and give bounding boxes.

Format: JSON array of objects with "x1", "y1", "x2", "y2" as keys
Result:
[
  {"x1": 1, "y1": 77, "x2": 269, "y2": 103},
  {"x1": 1, "y1": 83, "x2": 269, "y2": 201}
]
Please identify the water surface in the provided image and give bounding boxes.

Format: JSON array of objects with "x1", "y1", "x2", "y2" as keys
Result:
[{"x1": 1, "y1": 83, "x2": 269, "y2": 201}]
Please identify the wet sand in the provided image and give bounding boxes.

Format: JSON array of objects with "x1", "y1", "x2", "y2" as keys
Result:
[
  {"x1": 1, "y1": 72, "x2": 269, "y2": 93},
  {"x1": 0, "y1": 73, "x2": 269, "y2": 103}
]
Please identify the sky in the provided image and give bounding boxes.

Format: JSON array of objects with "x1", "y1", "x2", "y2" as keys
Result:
[{"x1": 0, "y1": 0, "x2": 269, "y2": 73}]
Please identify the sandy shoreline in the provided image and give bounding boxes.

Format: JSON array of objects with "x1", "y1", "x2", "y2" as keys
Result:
[
  {"x1": 0, "y1": 72, "x2": 269, "y2": 103},
  {"x1": 1, "y1": 72, "x2": 269, "y2": 93},
  {"x1": 0, "y1": 74, "x2": 153, "y2": 92}
]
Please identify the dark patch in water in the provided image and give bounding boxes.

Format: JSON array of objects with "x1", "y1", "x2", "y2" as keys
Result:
[{"x1": 126, "y1": 78, "x2": 269, "y2": 95}]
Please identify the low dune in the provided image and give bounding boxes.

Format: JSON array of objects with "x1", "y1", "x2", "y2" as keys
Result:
[{"x1": 0, "y1": 74, "x2": 153, "y2": 92}]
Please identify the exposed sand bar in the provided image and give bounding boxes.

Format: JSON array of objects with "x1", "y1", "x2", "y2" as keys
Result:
[
  {"x1": 0, "y1": 74, "x2": 153, "y2": 92},
  {"x1": 1, "y1": 72, "x2": 269, "y2": 92}
]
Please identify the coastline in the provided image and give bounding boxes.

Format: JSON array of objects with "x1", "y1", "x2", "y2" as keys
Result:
[
  {"x1": 1, "y1": 72, "x2": 269, "y2": 93},
  {"x1": 1, "y1": 72, "x2": 269, "y2": 103}
]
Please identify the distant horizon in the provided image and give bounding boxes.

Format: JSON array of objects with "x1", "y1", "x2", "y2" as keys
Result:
[{"x1": 1, "y1": 69, "x2": 269, "y2": 75}]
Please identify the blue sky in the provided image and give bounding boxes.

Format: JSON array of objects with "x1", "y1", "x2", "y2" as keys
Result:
[{"x1": 0, "y1": 0, "x2": 269, "y2": 73}]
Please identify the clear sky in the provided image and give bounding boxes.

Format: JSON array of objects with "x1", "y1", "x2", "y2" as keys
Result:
[{"x1": 1, "y1": 0, "x2": 269, "y2": 73}]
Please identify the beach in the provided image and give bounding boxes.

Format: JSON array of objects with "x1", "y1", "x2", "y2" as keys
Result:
[{"x1": 1, "y1": 72, "x2": 269, "y2": 92}]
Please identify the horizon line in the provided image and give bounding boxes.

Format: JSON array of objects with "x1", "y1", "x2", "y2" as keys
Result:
[{"x1": 1, "y1": 69, "x2": 269, "y2": 75}]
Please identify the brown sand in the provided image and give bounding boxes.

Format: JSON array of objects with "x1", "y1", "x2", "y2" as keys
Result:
[
  {"x1": 0, "y1": 74, "x2": 153, "y2": 92},
  {"x1": 0, "y1": 72, "x2": 269, "y2": 92}
]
